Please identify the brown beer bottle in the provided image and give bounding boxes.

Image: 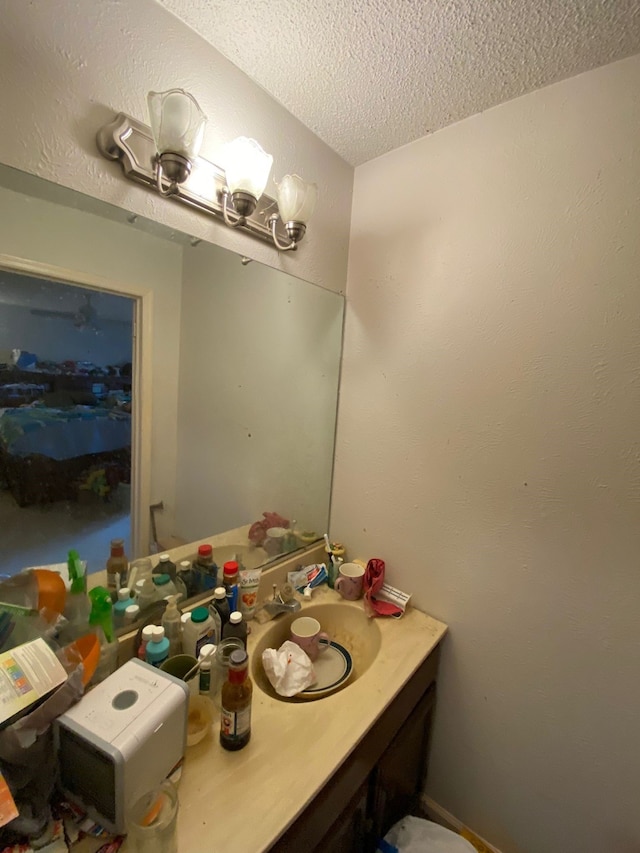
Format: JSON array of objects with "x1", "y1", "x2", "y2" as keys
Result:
[{"x1": 220, "y1": 649, "x2": 252, "y2": 751}]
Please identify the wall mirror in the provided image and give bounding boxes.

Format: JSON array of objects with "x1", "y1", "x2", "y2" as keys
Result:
[{"x1": 0, "y1": 163, "x2": 343, "y2": 621}]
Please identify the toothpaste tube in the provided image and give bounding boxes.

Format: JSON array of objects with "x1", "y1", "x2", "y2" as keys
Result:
[{"x1": 287, "y1": 563, "x2": 328, "y2": 593}]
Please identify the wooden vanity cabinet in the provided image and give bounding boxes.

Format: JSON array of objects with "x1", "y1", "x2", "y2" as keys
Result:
[{"x1": 271, "y1": 644, "x2": 441, "y2": 853}]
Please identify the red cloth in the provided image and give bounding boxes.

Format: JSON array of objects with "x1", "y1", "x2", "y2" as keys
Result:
[{"x1": 363, "y1": 558, "x2": 403, "y2": 618}]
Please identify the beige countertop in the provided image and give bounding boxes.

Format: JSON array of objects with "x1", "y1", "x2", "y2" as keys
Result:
[
  {"x1": 171, "y1": 585, "x2": 446, "y2": 852},
  {"x1": 81, "y1": 543, "x2": 448, "y2": 852}
]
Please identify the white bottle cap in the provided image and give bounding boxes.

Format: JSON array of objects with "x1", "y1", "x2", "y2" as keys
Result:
[
  {"x1": 180, "y1": 560, "x2": 191, "y2": 569},
  {"x1": 125, "y1": 604, "x2": 140, "y2": 621},
  {"x1": 214, "y1": 587, "x2": 226, "y2": 599},
  {"x1": 117, "y1": 588, "x2": 131, "y2": 601},
  {"x1": 152, "y1": 626, "x2": 165, "y2": 642},
  {"x1": 159, "y1": 554, "x2": 170, "y2": 562},
  {"x1": 180, "y1": 612, "x2": 191, "y2": 625},
  {"x1": 230, "y1": 611, "x2": 242, "y2": 624},
  {"x1": 199, "y1": 643, "x2": 216, "y2": 660},
  {"x1": 141, "y1": 625, "x2": 156, "y2": 642}
]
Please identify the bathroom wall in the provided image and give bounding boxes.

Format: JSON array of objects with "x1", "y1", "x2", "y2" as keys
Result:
[
  {"x1": 0, "y1": 0, "x2": 352, "y2": 295},
  {"x1": 332, "y1": 54, "x2": 640, "y2": 853}
]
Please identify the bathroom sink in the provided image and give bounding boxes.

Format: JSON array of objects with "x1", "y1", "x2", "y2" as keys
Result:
[
  {"x1": 211, "y1": 544, "x2": 268, "y2": 571},
  {"x1": 251, "y1": 602, "x2": 382, "y2": 701}
]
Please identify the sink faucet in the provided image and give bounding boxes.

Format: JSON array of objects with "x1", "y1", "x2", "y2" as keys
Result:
[{"x1": 258, "y1": 583, "x2": 301, "y2": 620}]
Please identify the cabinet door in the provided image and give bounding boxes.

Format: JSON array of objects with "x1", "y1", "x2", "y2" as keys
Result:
[
  {"x1": 312, "y1": 780, "x2": 371, "y2": 853},
  {"x1": 372, "y1": 685, "x2": 436, "y2": 843}
]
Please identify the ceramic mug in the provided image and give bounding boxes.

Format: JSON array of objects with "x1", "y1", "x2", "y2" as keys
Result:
[
  {"x1": 334, "y1": 562, "x2": 365, "y2": 601},
  {"x1": 290, "y1": 616, "x2": 331, "y2": 662}
]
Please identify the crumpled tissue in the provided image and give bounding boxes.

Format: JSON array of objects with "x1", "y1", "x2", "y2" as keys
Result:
[{"x1": 262, "y1": 641, "x2": 316, "y2": 697}]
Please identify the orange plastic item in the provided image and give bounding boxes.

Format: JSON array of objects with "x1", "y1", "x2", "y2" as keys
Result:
[
  {"x1": 33, "y1": 569, "x2": 67, "y2": 615},
  {"x1": 62, "y1": 633, "x2": 100, "y2": 686}
]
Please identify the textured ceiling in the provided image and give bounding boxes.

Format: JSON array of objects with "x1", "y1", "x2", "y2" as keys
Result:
[{"x1": 158, "y1": 0, "x2": 640, "y2": 166}]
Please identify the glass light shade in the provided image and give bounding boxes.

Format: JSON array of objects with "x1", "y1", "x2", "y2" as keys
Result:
[
  {"x1": 223, "y1": 137, "x2": 273, "y2": 200},
  {"x1": 276, "y1": 174, "x2": 318, "y2": 224},
  {"x1": 147, "y1": 89, "x2": 207, "y2": 159}
]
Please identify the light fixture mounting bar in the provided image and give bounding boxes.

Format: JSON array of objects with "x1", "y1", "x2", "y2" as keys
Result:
[{"x1": 96, "y1": 113, "x2": 289, "y2": 247}]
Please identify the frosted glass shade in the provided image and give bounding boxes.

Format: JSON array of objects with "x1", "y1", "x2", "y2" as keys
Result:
[
  {"x1": 147, "y1": 89, "x2": 207, "y2": 159},
  {"x1": 276, "y1": 175, "x2": 318, "y2": 224},
  {"x1": 223, "y1": 137, "x2": 273, "y2": 199}
]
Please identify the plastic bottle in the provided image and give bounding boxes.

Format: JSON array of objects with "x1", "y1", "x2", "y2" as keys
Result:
[
  {"x1": 182, "y1": 606, "x2": 216, "y2": 659},
  {"x1": 178, "y1": 559, "x2": 197, "y2": 598},
  {"x1": 212, "y1": 586, "x2": 231, "y2": 632},
  {"x1": 88, "y1": 586, "x2": 118, "y2": 684},
  {"x1": 207, "y1": 599, "x2": 222, "y2": 645},
  {"x1": 220, "y1": 648, "x2": 252, "y2": 751},
  {"x1": 124, "y1": 603, "x2": 140, "y2": 625},
  {"x1": 146, "y1": 625, "x2": 170, "y2": 667},
  {"x1": 155, "y1": 553, "x2": 177, "y2": 581},
  {"x1": 198, "y1": 643, "x2": 216, "y2": 695},
  {"x1": 162, "y1": 595, "x2": 183, "y2": 657},
  {"x1": 136, "y1": 577, "x2": 159, "y2": 611},
  {"x1": 106, "y1": 538, "x2": 128, "y2": 589},
  {"x1": 222, "y1": 611, "x2": 247, "y2": 648},
  {"x1": 153, "y1": 573, "x2": 177, "y2": 599},
  {"x1": 62, "y1": 549, "x2": 90, "y2": 639},
  {"x1": 138, "y1": 624, "x2": 155, "y2": 660},
  {"x1": 194, "y1": 544, "x2": 218, "y2": 593},
  {"x1": 113, "y1": 587, "x2": 135, "y2": 628},
  {"x1": 223, "y1": 561, "x2": 239, "y2": 612}
]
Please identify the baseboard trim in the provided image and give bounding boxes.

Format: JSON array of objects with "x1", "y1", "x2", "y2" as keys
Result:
[{"x1": 420, "y1": 795, "x2": 502, "y2": 853}]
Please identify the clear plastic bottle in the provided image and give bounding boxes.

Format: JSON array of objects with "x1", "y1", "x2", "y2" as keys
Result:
[
  {"x1": 222, "y1": 611, "x2": 247, "y2": 648},
  {"x1": 220, "y1": 649, "x2": 252, "y2": 751},
  {"x1": 135, "y1": 578, "x2": 159, "y2": 612},
  {"x1": 162, "y1": 595, "x2": 183, "y2": 657}
]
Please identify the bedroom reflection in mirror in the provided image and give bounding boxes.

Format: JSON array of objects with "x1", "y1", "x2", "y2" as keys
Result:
[{"x1": 0, "y1": 270, "x2": 134, "y2": 576}]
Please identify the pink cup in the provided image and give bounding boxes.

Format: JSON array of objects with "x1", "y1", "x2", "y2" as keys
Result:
[
  {"x1": 290, "y1": 616, "x2": 331, "y2": 662},
  {"x1": 335, "y1": 562, "x2": 365, "y2": 600}
]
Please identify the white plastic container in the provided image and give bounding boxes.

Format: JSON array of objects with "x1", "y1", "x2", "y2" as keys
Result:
[{"x1": 182, "y1": 606, "x2": 216, "y2": 659}]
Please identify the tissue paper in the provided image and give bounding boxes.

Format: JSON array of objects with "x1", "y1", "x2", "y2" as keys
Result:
[{"x1": 262, "y1": 641, "x2": 316, "y2": 697}]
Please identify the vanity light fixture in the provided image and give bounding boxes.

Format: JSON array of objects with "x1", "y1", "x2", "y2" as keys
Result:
[{"x1": 96, "y1": 89, "x2": 316, "y2": 252}]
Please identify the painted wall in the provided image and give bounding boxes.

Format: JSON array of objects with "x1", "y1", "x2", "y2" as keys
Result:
[
  {"x1": 0, "y1": 184, "x2": 183, "y2": 549},
  {"x1": 332, "y1": 54, "x2": 640, "y2": 853},
  {"x1": 0, "y1": 0, "x2": 352, "y2": 295},
  {"x1": 175, "y1": 242, "x2": 343, "y2": 543}
]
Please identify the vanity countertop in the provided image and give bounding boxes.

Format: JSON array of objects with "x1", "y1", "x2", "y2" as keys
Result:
[
  {"x1": 166, "y1": 585, "x2": 445, "y2": 853},
  {"x1": 78, "y1": 544, "x2": 447, "y2": 853}
]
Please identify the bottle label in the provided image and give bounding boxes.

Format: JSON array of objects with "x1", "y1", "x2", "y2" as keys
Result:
[
  {"x1": 195, "y1": 629, "x2": 216, "y2": 659},
  {"x1": 220, "y1": 705, "x2": 251, "y2": 740}
]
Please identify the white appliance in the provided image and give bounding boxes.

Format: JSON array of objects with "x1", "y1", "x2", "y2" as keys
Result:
[{"x1": 54, "y1": 658, "x2": 189, "y2": 833}]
